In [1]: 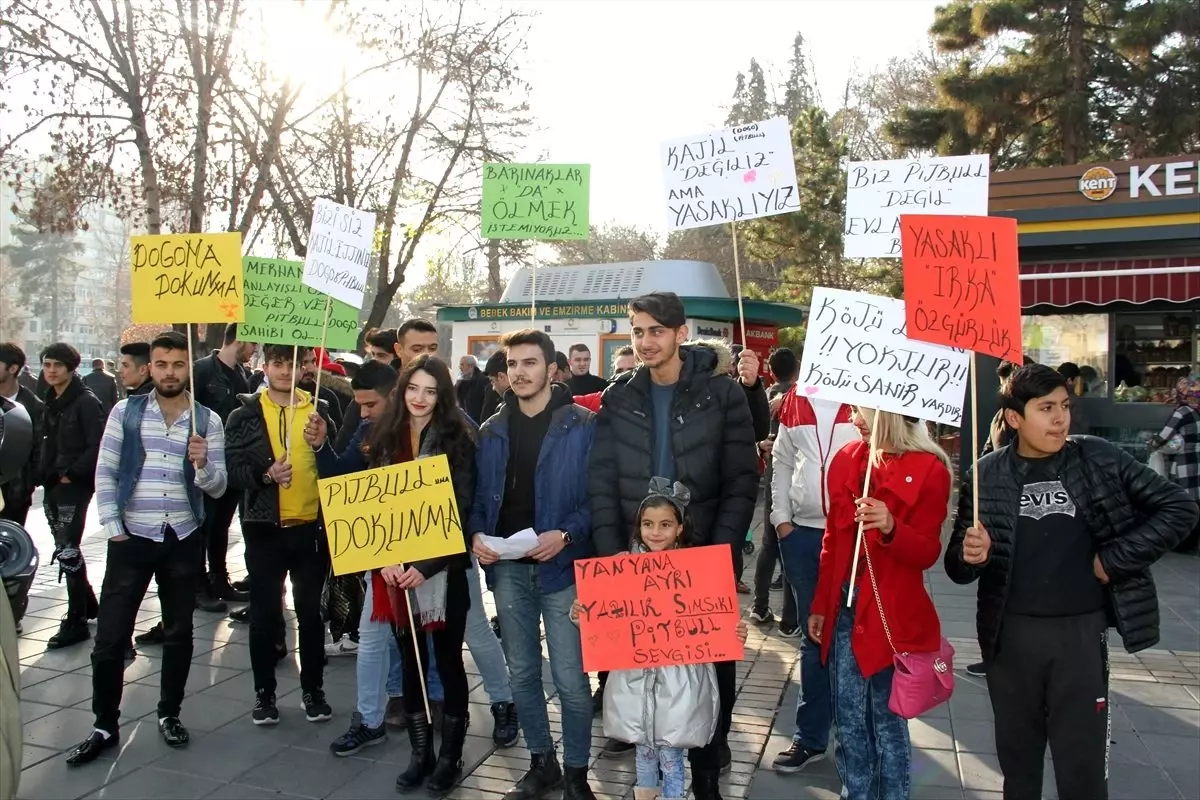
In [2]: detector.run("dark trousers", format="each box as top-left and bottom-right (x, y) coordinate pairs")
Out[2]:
(753, 522), (796, 626)
(395, 568), (469, 718)
(44, 483), (96, 619)
(91, 527), (201, 733)
(243, 521), (328, 695)
(987, 611), (1110, 800)
(201, 491), (239, 579)
(688, 659), (736, 769)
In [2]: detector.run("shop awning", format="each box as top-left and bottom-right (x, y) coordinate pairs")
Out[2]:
(1020, 258), (1200, 309)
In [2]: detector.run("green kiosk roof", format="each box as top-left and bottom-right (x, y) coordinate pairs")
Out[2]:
(437, 297), (805, 326)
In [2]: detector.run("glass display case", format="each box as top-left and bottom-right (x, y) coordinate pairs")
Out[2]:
(1113, 311), (1198, 404)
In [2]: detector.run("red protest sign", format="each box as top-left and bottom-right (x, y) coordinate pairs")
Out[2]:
(573, 545), (743, 673)
(901, 214), (1022, 362)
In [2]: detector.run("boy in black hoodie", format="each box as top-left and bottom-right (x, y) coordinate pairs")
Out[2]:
(39, 342), (107, 649)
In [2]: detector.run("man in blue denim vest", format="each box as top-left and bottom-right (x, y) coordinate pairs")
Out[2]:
(65, 331), (227, 765)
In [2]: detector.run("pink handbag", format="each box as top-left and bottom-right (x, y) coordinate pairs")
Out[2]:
(863, 538), (955, 719)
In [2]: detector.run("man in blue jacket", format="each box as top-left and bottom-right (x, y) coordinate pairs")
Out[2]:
(471, 329), (597, 800)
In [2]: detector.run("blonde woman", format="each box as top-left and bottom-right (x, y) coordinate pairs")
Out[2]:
(809, 409), (951, 800)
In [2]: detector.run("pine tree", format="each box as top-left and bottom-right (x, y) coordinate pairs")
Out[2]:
(778, 33), (816, 122)
(2, 185), (83, 342)
(885, 0), (1199, 167)
(726, 59), (772, 126)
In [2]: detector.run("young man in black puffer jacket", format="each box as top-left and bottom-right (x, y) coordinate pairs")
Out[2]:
(588, 292), (763, 800)
(946, 364), (1198, 800)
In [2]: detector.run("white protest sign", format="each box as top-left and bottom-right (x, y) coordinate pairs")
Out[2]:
(797, 287), (970, 426)
(661, 116), (800, 232)
(302, 199), (376, 308)
(843, 154), (990, 259)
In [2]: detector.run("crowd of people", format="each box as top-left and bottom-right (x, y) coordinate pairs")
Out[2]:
(0, 289), (1196, 800)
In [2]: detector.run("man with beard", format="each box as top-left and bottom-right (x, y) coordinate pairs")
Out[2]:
(38, 342), (107, 649)
(190, 323), (257, 610)
(588, 293), (760, 799)
(297, 348), (346, 431)
(0, 342), (43, 527)
(364, 328), (399, 366)
(65, 331), (228, 764)
(456, 355), (488, 423)
(117, 342), (154, 397)
(472, 329), (597, 800)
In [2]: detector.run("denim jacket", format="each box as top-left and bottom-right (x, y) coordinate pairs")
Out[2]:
(470, 385), (595, 594)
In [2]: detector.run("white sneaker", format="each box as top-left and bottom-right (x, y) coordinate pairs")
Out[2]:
(325, 637), (359, 656)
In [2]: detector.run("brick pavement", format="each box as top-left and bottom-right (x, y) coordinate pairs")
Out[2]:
(12, 497), (1200, 799)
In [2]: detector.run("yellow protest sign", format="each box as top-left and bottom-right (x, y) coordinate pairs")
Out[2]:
(130, 232), (245, 323)
(318, 455), (466, 576)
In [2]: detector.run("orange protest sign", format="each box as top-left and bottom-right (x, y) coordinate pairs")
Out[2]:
(573, 545), (743, 673)
(900, 214), (1022, 362)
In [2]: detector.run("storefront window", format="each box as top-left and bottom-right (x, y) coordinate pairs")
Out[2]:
(1114, 311), (1198, 403)
(1022, 314), (1110, 397)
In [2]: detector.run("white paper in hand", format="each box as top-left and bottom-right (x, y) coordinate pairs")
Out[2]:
(480, 528), (539, 560)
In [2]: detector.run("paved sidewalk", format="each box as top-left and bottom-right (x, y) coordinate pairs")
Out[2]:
(13, 496), (1200, 800)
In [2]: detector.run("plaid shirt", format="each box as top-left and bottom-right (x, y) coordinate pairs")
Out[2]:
(1159, 405), (1200, 501)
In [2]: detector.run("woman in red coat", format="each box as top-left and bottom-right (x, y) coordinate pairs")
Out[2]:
(808, 408), (951, 800)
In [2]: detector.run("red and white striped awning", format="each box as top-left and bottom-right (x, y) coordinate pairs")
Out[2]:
(1019, 258), (1200, 309)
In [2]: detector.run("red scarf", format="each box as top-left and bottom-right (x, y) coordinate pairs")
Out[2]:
(368, 424), (444, 631)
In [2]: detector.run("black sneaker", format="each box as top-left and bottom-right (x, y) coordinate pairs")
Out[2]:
(194, 590), (228, 613)
(229, 606), (251, 623)
(770, 574), (784, 590)
(720, 742), (732, 774)
(965, 661), (987, 678)
(749, 607), (775, 624)
(591, 685), (604, 716)
(772, 742), (826, 774)
(735, 580), (751, 594)
(491, 615), (502, 640)
(46, 616), (90, 650)
(491, 702), (519, 748)
(302, 690), (332, 722)
(778, 623), (801, 639)
(134, 622), (165, 646)
(252, 691), (279, 726)
(329, 712), (386, 756)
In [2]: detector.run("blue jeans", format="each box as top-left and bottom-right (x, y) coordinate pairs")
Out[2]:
(357, 575), (442, 728)
(778, 524), (831, 751)
(464, 556), (512, 704)
(830, 587), (910, 800)
(637, 744), (686, 798)
(492, 562), (592, 768)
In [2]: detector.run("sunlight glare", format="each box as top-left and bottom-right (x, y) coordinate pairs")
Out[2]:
(251, 0), (356, 98)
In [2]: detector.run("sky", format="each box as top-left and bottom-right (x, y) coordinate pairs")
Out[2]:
(517, 0), (942, 232)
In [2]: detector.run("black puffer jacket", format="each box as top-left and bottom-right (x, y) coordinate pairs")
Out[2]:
(589, 340), (760, 557)
(946, 436), (1199, 660)
(225, 392), (338, 524)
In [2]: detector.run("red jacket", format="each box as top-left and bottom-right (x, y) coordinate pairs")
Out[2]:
(574, 392), (601, 413)
(812, 440), (950, 678)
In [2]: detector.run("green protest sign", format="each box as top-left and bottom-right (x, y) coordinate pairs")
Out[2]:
(482, 163), (590, 241)
(240, 256), (359, 349)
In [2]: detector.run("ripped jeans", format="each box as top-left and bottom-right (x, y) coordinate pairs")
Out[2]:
(636, 743), (685, 799)
(45, 483), (96, 620)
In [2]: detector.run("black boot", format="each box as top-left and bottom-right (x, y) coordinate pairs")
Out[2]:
(690, 768), (723, 800)
(562, 765), (597, 800)
(503, 751), (563, 800)
(46, 615), (90, 650)
(426, 713), (468, 795)
(395, 711), (436, 792)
